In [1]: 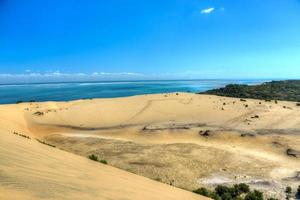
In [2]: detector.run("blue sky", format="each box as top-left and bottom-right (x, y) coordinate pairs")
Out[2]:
(0, 0), (300, 83)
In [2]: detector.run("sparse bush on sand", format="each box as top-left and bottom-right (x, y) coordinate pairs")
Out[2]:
(100, 159), (108, 164)
(193, 183), (281, 200)
(88, 154), (108, 164)
(88, 154), (98, 161)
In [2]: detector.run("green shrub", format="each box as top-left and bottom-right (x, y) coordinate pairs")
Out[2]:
(88, 154), (98, 161)
(285, 186), (292, 194)
(245, 190), (263, 200)
(193, 187), (209, 196)
(100, 159), (108, 164)
(193, 183), (276, 200)
(221, 192), (233, 200)
(234, 183), (250, 194)
(285, 186), (292, 200)
(193, 188), (221, 200)
(202, 80), (300, 102)
(209, 192), (221, 200)
(215, 185), (241, 198)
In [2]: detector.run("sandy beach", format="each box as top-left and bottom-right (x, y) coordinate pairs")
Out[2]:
(1, 92), (300, 199)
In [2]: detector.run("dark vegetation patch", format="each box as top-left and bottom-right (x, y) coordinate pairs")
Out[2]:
(13, 131), (30, 139)
(202, 80), (300, 102)
(129, 161), (166, 168)
(88, 154), (108, 164)
(142, 123), (206, 131)
(88, 154), (98, 161)
(34, 111), (44, 116)
(286, 148), (300, 158)
(193, 183), (257, 200)
(35, 138), (56, 147)
(199, 130), (211, 137)
(240, 133), (255, 137)
(16, 100), (36, 104)
(100, 159), (108, 164)
(193, 183), (289, 200)
(282, 106), (292, 110)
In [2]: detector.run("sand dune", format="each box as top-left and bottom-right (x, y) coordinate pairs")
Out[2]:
(0, 117), (207, 199)
(1, 92), (300, 199)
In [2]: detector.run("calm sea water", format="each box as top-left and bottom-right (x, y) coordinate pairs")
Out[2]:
(0, 80), (268, 104)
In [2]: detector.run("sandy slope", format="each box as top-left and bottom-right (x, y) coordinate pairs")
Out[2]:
(1, 92), (300, 199)
(0, 115), (206, 200)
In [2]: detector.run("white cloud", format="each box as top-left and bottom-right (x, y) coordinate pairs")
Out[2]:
(91, 72), (143, 76)
(201, 7), (215, 14)
(0, 71), (143, 79)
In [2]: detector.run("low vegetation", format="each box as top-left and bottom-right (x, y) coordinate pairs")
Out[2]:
(13, 131), (30, 139)
(35, 138), (56, 147)
(202, 80), (300, 102)
(16, 100), (36, 104)
(193, 184), (300, 200)
(100, 159), (108, 164)
(88, 154), (108, 164)
(89, 154), (98, 161)
(193, 183), (279, 200)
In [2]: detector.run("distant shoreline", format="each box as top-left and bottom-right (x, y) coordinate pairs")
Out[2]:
(0, 79), (268, 104)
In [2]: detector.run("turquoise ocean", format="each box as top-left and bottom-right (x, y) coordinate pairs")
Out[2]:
(0, 79), (268, 104)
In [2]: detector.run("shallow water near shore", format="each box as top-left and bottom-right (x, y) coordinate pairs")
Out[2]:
(0, 79), (267, 104)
